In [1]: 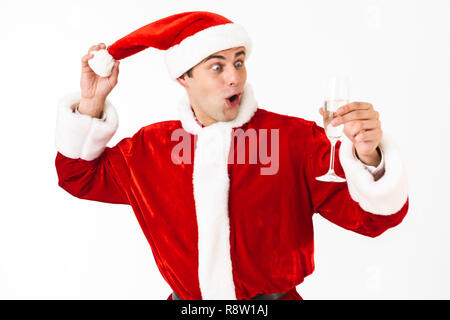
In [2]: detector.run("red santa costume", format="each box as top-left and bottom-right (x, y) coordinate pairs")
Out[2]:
(54, 12), (409, 300)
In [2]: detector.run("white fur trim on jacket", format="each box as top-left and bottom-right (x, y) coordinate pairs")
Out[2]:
(165, 23), (252, 80)
(55, 93), (119, 161)
(339, 134), (408, 216)
(178, 83), (258, 299)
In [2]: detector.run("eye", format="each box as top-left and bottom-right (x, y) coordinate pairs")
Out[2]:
(235, 60), (243, 68)
(211, 64), (222, 71)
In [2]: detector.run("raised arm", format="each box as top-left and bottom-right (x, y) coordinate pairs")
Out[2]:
(306, 122), (409, 237)
(78, 43), (120, 119)
(55, 43), (130, 204)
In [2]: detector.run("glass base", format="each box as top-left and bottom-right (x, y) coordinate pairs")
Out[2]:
(315, 171), (346, 183)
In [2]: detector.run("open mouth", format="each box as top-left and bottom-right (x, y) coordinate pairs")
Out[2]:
(225, 93), (241, 107)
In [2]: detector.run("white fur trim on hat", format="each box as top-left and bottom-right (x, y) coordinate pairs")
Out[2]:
(339, 134), (408, 215)
(165, 23), (252, 80)
(55, 93), (119, 160)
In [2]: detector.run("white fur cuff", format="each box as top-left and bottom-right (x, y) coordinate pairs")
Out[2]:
(339, 134), (408, 215)
(55, 92), (119, 161)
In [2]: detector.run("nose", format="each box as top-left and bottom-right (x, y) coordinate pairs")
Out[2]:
(223, 66), (241, 87)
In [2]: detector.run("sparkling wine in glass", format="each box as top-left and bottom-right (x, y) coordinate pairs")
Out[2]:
(316, 76), (349, 182)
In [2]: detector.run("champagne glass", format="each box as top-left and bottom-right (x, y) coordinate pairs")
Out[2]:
(315, 75), (349, 182)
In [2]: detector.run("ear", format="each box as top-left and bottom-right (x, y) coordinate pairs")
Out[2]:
(177, 75), (188, 89)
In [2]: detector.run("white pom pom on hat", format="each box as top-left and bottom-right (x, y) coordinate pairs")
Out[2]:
(88, 50), (116, 77)
(87, 11), (252, 80)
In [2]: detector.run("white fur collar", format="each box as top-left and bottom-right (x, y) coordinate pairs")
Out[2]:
(176, 83), (257, 299)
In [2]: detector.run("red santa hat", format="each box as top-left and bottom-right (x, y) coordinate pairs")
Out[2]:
(88, 11), (252, 80)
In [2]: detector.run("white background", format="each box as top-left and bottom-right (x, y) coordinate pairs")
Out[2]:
(0, 0), (448, 299)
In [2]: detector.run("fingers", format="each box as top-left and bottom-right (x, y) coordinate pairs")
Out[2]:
(354, 127), (382, 142)
(88, 43), (106, 55)
(335, 102), (382, 145)
(336, 101), (373, 116)
(345, 119), (381, 137)
(81, 43), (107, 69)
(332, 108), (379, 126)
(335, 102), (383, 158)
(81, 53), (93, 69)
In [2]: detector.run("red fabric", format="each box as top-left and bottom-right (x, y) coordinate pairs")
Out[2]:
(55, 108), (408, 300)
(279, 287), (302, 300)
(107, 11), (232, 60)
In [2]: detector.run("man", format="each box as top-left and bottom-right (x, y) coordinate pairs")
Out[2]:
(55, 11), (409, 300)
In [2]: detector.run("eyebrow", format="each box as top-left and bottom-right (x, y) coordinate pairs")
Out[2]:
(202, 50), (246, 63)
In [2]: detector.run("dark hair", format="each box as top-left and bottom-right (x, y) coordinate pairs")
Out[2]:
(186, 67), (193, 78)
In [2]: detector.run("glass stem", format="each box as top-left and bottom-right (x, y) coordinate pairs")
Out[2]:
(328, 139), (337, 174)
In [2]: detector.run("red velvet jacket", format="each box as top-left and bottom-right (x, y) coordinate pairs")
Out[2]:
(54, 85), (409, 300)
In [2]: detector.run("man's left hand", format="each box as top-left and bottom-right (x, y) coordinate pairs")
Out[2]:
(320, 102), (382, 166)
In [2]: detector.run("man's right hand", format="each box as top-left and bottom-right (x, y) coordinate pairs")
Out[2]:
(79, 43), (120, 118)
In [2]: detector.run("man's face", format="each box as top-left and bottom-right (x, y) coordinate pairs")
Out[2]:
(177, 46), (247, 126)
